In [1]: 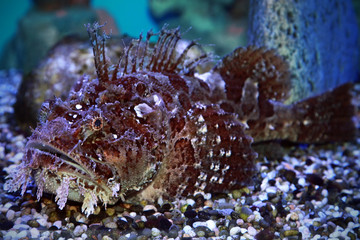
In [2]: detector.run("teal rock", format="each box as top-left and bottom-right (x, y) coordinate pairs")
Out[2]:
(248, 0), (359, 103)
(0, 2), (119, 74)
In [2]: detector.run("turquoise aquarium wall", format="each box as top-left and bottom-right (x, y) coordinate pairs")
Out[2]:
(0, 0), (158, 61)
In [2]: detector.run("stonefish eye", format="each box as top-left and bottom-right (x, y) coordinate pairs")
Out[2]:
(91, 117), (103, 131)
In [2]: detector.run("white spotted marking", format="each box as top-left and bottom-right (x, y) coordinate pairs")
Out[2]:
(222, 165), (230, 174)
(210, 162), (214, 170)
(207, 149), (213, 158)
(199, 182), (207, 190)
(198, 115), (205, 123)
(303, 119), (311, 126)
(134, 103), (153, 118)
(219, 148), (225, 157)
(210, 176), (218, 183)
(113, 134), (118, 139)
(218, 177), (224, 184)
(226, 150), (232, 157)
(216, 135), (221, 144)
(75, 104), (83, 110)
(200, 136), (206, 145)
(241, 120), (249, 129)
(198, 125), (207, 134)
(198, 172), (207, 181)
(153, 95), (163, 106)
(210, 162), (220, 171)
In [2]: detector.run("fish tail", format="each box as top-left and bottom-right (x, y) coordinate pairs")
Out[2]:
(293, 83), (356, 143)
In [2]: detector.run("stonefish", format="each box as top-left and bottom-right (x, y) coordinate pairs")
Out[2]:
(6, 23), (355, 216)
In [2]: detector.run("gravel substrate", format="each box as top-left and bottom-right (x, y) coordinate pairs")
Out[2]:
(0, 70), (359, 239)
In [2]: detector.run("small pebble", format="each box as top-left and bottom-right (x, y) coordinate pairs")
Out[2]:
(248, 226), (257, 236)
(30, 227), (40, 238)
(6, 209), (15, 221)
(16, 230), (27, 239)
(106, 207), (115, 216)
(53, 220), (62, 229)
(73, 225), (87, 237)
(284, 229), (300, 237)
(102, 236), (113, 240)
(151, 227), (161, 237)
(230, 226), (242, 236)
(105, 221), (118, 229)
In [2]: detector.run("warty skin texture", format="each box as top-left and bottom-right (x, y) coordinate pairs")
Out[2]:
(5, 23), (355, 216)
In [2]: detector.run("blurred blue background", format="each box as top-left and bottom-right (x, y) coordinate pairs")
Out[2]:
(0, 0), (158, 54)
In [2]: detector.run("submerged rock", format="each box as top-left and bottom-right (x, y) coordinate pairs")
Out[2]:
(248, 0), (359, 103)
(14, 36), (130, 131)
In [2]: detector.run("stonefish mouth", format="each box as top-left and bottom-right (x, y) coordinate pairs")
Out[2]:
(11, 141), (122, 216)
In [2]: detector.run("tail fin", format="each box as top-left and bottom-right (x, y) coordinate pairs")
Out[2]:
(293, 83), (356, 143)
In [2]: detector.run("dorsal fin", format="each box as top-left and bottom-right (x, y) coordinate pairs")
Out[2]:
(213, 46), (291, 103)
(113, 25), (209, 77)
(86, 23), (110, 83)
(87, 23), (209, 81)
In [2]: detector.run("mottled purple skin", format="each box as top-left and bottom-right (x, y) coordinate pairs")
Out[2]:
(5, 24), (355, 216)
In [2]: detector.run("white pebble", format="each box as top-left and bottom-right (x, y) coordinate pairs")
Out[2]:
(37, 218), (49, 227)
(229, 226), (242, 236)
(102, 236), (113, 240)
(143, 205), (157, 212)
(21, 215), (33, 222)
(13, 224), (29, 230)
(53, 220), (62, 229)
(266, 186), (277, 194)
(312, 234), (322, 240)
(298, 177), (306, 187)
(73, 225), (85, 237)
(16, 230), (27, 239)
(248, 226), (257, 236)
(247, 214), (255, 222)
(6, 209), (15, 220)
(4, 230), (17, 239)
(206, 220), (216, 231)
(42, 231), (50, 238)
(183, 225), (196, 237)
(152, 227), (161, 237)
(258, 192), (268, 201)
(186, 198), (196, 206)
(236, 219), (244, 225)
(30, 228), (40, 238)
(321, 189), (328, 197)
(277, 181), (290, 192)
(204, 193), (212, 200)
(193, 221), (207, 228)
(14, 217), (22, 225)
(3, 202), (13, 210)
(350, 209), (359, 217)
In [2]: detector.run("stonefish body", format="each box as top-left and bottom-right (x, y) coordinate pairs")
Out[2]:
(6, 24), (355, 216)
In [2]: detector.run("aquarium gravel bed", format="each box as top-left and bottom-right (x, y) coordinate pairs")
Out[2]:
(0, 72), (359, 240)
